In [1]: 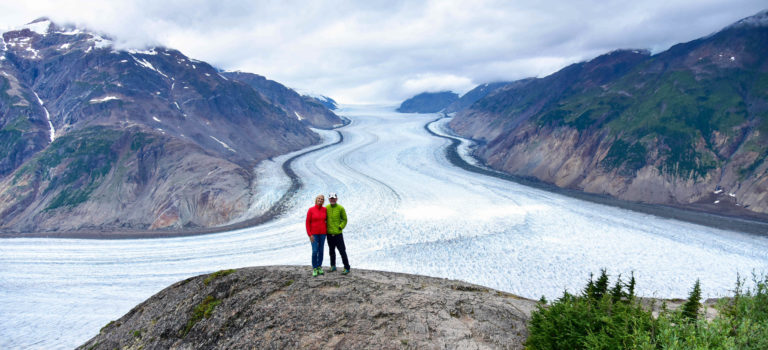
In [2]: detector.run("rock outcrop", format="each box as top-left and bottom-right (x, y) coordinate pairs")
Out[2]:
(449, 10), (768, 219)
(79, 266), (535, 349)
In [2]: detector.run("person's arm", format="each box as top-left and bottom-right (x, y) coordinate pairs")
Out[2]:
(339, 206), (347, 231)
(306, 209), (312, 237)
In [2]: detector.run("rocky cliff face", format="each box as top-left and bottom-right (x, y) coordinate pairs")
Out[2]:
(0, 19), (337, 233)
(397, 91), (459, 113)
(449, 10), (768, 218)
(78, 266), (535, 349)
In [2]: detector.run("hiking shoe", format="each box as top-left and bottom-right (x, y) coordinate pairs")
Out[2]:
(330, 266), (337, 272)
(312, 268), (318, 277)
(318, 268), (325, 275)
(342, 269), (349, 275)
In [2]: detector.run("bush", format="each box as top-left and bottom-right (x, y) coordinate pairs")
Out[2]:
(526, 270), (654, 349)
(526, 271), (768, 350)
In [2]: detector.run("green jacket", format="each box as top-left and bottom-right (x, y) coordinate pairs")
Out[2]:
(325, 203), (347, 235)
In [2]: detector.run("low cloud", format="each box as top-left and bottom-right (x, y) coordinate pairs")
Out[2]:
(2, 0), (766, 104)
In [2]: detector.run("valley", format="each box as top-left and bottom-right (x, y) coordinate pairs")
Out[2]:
(1, 105), (767, 349)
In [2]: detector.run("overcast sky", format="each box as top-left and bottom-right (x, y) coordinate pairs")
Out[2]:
(1, 1), (766, 104)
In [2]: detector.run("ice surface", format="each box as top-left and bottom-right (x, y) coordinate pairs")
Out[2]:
(1, 105), (767, 349)
(152, 116), (161, 123)
(295, 111), (304, 120)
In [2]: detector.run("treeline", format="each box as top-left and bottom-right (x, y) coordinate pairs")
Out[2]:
(526, 270), (768, 349)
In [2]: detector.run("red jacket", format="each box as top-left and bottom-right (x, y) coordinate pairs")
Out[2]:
(306, 205), (327, 236)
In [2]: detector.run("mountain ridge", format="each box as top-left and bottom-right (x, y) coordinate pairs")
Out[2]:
(448, 10), (768, 219)
(0, 19), (340, 234)
(397, 90), (459, 113)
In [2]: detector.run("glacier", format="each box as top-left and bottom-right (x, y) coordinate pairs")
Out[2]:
(1, 105), (767, 349)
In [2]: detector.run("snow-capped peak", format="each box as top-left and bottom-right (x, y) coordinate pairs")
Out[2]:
(20, 18), (52, 36)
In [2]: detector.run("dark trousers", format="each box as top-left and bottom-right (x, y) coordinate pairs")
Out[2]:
(327, 234), (350, 270)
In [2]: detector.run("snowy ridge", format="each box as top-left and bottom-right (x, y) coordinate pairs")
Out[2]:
(32, 91), (55, 142)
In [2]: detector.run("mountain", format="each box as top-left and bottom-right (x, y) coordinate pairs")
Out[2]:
(77, 266), (534, 349)
(304, 94), (338, 110)
(397, 91), (459, 113)
(443, 81), (514, 114)
(449, 10), (768, 218)
(0, 18), (338, 233)
(221, 71), (342, 128)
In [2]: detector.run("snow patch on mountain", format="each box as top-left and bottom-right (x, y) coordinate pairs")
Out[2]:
(91, 34), (113, 49)
(128, 48), (158, 55)
(210, 136), (236, 153)
(131, 55), (169, 79)
(89, 95), (120, 103)
(20, 19), (51, 35)
(32, 91), (55, 142)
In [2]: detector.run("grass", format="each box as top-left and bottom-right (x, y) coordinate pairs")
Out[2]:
(203, 269), (235, 286)
(181, 295), (222, 337)
(600, 139), (647, 176)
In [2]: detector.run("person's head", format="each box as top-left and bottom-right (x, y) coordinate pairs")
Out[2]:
(328, 193), (338, 204)
(315, 194), (325, 206)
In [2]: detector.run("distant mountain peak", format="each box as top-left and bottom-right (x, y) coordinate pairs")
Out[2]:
(727, 9), (768, 29)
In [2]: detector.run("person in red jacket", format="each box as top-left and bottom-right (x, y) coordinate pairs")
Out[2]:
(306, 194), (328, 277)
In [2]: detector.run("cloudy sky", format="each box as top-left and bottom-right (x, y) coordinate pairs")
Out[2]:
(1, 1), (766, 104)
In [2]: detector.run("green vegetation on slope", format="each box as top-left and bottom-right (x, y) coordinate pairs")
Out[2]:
(526, 271), (768, 349)
(11, 126), (156, 210)
(535, 66), (768, 179)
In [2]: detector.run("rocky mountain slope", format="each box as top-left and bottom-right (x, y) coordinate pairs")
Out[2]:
(0, 19), (340, 233)
(221, 71), (343, 128)
(449, 10), (768, 219)
(78, 266), (535, 349)
(397, 91), (459, 113)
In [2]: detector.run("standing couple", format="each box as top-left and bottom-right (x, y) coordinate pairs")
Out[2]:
(305, 193), (351, 277)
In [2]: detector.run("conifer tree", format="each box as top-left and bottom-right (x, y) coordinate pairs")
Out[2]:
(594, 269), (610, 300)
(611, 274), (624, 303)
(627, 272), (636, 300)
(682, 279), (702, 321)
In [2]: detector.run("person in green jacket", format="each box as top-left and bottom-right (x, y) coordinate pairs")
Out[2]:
(325, 193), (350, 274)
